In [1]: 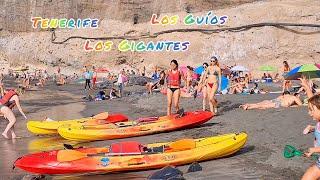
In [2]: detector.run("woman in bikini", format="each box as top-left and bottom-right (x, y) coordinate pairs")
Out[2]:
(203, 56), (221, 114)
(282, 61), (291, 93)
(166, 60), (185, 116)
(239, 91), (302, 110)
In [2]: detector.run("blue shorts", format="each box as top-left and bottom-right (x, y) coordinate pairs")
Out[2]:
(118, 83), (124, 92)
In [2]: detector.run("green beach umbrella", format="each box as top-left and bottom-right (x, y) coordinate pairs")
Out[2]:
(259, 65), (277, 72)
(284, 64), (320, 80)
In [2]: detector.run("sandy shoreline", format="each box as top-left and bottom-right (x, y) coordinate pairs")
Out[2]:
(0, 80), (315, 179)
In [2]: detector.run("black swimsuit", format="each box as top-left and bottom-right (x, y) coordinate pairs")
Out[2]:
(169, 88), (179, 93)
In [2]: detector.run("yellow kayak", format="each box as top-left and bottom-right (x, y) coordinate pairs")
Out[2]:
(27, 113), (128, 135)
(28, 137), (79, 153)
(15, 132), (247, 175)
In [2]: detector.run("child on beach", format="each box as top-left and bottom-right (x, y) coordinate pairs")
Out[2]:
(300, 76), (320, 180)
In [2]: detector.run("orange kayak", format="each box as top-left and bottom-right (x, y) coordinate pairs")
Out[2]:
(58, 111), (213, 141)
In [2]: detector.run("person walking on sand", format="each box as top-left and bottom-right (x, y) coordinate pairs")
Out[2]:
(203, 56), (221, 114)
(194, 62), (209, 105)
(84, 68), (92, 90)
(185, 66), (194, 93)
(282, 61), (291, 93)
(92, 66), (98, 89)
(166, 59), (185, 115)
(0, 85), (27, 139)
(117, 70), (125, 98)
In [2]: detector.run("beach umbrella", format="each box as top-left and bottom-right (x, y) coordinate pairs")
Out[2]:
(96, 68), (109, 73)
(259, 65), (277, 72)
(179, 66), (188, 75)
(180, 66), (198, 80)
(230, 65), (248, 72)
(13, 67), (29, 72)
(194, 66), (205, 75)
(284, 64), (320, 80)
(220, 76), (229, 91)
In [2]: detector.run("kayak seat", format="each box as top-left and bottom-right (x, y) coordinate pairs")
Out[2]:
(144, 145), (165, 153)
(110, 141), (144, 154)
(106, 114), (128, 123)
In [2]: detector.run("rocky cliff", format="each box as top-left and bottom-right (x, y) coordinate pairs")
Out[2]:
(0, 0), (319, 76)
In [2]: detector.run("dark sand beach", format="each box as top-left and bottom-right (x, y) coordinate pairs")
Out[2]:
(0, 79), (314, 180)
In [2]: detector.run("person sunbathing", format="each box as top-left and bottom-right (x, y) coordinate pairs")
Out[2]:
(273, 73), (280, 83)
(146, 71), (165, 94)
(56, 75), (66, 86)
(239, 91), (302, 110)
(229, 78), (245, 94)
(110, 88), (120, 99)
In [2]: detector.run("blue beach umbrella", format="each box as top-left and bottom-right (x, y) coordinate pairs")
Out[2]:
(220, 76), (229, 91)
(194, 66), (205, 75)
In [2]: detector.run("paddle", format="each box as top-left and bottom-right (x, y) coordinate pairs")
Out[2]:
(57, 148), (111, 162)
(283, 145), (319, 160)
(57, 138), (197, 162)
(57, 149), (145, 162)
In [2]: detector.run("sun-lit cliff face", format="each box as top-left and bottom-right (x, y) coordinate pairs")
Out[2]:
(0, 0), (319, 76)
(0, 0), (258, 32)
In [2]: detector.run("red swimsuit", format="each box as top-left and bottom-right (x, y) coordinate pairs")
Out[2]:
(167, 70), (181, 93)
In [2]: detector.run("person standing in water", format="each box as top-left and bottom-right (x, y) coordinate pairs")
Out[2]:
(166, 59), (185, 115)
(203, 56), (221, 114)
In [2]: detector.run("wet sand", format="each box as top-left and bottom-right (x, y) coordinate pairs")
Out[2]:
(0, 80), (315, 180)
